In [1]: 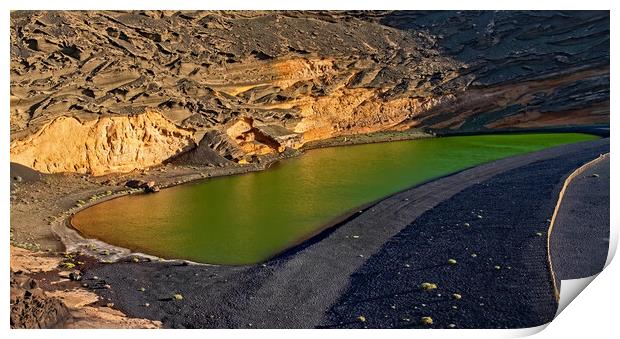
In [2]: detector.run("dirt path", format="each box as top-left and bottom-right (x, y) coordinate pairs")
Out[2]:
(550, 154), (610, 281)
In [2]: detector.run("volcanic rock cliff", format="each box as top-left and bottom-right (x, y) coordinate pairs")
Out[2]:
(10, 10), (610, 175)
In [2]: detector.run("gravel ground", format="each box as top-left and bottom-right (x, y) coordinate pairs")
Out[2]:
(550, 156), (610, 280)
(83, 138), (609, 328)
(322, 141), (608, 329)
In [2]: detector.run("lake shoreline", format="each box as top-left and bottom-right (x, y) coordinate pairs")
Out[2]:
(8, 127), (606, 328)
(68, 131), (596, 265)
(9, 127), (438, 328)
(53, 128), (436, 263)
(81, 138), (609, 328)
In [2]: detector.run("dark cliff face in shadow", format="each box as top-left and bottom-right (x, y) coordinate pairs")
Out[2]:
(380, 11), (609, 84)
(378, 10), (609, 131)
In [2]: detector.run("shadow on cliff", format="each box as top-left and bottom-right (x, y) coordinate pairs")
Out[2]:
(379, 10), (610, 131)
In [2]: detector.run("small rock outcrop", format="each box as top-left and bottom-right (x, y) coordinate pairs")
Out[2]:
(10, 272), (70, 329)
(125, 179), (160, 193)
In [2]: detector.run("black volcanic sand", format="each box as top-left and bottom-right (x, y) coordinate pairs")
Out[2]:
(83, 139), (609, 328)
(322, 142), (608, 329)
(550, 156), (610, 280)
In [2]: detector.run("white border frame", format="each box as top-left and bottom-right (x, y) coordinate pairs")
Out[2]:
(2, 1), (616, 338)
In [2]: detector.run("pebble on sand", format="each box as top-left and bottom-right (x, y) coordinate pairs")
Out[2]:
(421, 282), (438, 290)
(420, 316), (433, 325)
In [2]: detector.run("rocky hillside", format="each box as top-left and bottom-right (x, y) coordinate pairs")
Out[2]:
(10, 11), (609, 175)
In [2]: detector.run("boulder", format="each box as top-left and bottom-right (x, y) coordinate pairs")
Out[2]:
(125, 179), (147, 189)
(125, 179), (160, 193)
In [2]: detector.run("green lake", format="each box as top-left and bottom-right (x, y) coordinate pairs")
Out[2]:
(71, 133), (597, 265)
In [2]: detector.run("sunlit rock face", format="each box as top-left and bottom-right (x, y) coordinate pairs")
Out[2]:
(10, 11), (609, 174)
(10, 111), (195, 175)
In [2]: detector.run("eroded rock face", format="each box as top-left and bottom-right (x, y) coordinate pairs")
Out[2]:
(10, 272), (70, 329)
(10, 111), (195, 175)
(10, 11), (609, 174)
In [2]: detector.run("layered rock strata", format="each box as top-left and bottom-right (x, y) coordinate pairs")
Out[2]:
(10, 11), (609, 175)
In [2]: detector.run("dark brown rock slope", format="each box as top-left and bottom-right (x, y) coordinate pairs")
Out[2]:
(10, 11), (609, 175)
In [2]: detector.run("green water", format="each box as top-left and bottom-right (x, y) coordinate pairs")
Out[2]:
(71, 133), (597, 265)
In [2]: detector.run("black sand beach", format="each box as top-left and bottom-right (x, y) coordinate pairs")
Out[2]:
(322, 142), (608, 329)
(80, 138), (609, 328)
